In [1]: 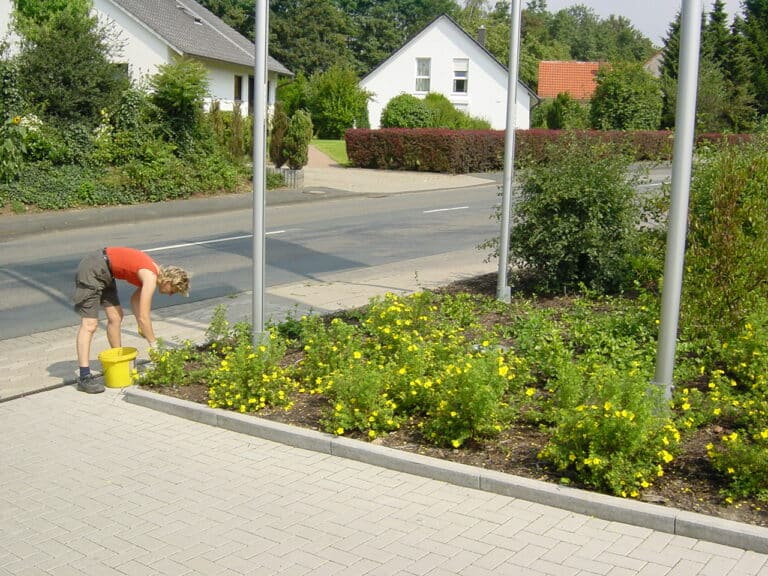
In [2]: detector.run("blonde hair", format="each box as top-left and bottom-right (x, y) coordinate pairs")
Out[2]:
(158, 265), (190, 297)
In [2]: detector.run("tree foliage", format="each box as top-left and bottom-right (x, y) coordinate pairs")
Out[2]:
(660, 2), (758, 131)
(305, 64), (371, 138)
(14, 5), (128, 126)
(741, 0), (768, 115)
(590, 63), (662, 130)
(268, 0), (354, 76)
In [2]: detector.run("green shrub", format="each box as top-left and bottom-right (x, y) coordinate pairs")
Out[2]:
(269, 101), (289, 168)
(422, 92), (490, 130)
(305, 64), (371, 138)
(320, 360), (402, 439)
(540, 354), (680, 497)
(138, 340), (203, 388)
(540, 93), (590, 129)
(149, 57), (210, 150)
(0, 116), (26, 183)
(207, 333), (298, 413)
(708, 432), (768, 502)
(15, 7), (129, 126)
(421, 349), (516, 448)
(683, 138), (768, 347)
(504, 136), (641, 294)
(283, 109), (313, 170)
(0, 52), (21, 122)
(380, 94), (433, 128)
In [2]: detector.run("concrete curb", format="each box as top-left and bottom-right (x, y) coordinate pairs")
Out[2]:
(123, 386), (768, 554)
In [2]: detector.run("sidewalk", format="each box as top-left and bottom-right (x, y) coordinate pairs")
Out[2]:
(2, 151), (768, 575)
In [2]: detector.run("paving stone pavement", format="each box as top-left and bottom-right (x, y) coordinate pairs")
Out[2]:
(4, 386), (768, 576)
(3, 152), (768, 574)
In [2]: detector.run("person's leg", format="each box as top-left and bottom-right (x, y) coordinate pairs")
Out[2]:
(76, 317), (99, 369)
(75, 315), (104, 393)
(72, 252), (111, 393)
(104, 304), (124, 348)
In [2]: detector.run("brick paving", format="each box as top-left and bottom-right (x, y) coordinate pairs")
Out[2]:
(4, 386), (768, 576)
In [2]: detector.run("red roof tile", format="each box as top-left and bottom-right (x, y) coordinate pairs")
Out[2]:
(537, 61), (606, 100)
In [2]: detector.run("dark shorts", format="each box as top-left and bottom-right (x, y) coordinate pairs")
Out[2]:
(72, 251), (120, 318)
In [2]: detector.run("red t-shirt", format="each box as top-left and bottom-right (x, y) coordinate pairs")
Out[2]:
(104, 247), (158, 287)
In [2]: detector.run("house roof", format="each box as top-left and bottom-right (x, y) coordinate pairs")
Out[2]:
(362, 13), (539, 102)
(108, 0), (292, 75)
(537, 61), (604, 100)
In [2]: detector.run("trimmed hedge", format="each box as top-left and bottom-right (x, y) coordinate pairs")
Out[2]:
(344, 128), (754, 173)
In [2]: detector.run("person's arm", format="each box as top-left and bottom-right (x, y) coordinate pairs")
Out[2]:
(131, 268), (158, 345)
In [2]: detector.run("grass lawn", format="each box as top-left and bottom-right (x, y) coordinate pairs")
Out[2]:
(311, 139), (349, 165)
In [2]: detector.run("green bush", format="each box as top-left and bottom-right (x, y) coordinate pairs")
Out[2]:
(505, 137), (641, 294)
(590, 63), (662, 131)
(269, 101), (289, 168)
(0, 52), (21, 121)
(305, 64), (371, 138)
(283, 109), (313, 170)
(422, 92), (490, 130)
(380, 94), (433, 128)
(538, 93), (590, 129)
(683, 138), (768, 347)
(149, 57), (210, 150)
(540, 358), (680, 497)
(0, 116), (26, 183)
(207, 334), (297, 413)
(15, 7), (128, 126)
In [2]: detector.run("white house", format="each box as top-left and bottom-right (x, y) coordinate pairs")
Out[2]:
(0, 0), (293, 113)
(360, 14), (537, 130)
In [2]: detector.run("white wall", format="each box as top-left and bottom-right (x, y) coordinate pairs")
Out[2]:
(0, 0), (18, 54)
(93, 0), (277, 111)
(94, 0), (171, 87)
(361, 16), (531, 130)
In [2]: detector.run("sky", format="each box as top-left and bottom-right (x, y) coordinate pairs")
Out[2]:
(544, 0), (743, 45)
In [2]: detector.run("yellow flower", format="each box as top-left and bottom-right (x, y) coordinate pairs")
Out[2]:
(451, 439), (462, 448)
(335, 427), (345, 435)
(12, 116), (21, 124)
(353, 351), (362, 359)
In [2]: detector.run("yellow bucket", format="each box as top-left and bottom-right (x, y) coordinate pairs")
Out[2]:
(98, 347), (138, 388)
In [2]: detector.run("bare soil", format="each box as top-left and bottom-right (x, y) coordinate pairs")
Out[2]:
(144, 272), (768, 529)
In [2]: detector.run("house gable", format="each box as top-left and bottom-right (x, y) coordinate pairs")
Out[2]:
(91, 0), (292, 112)
(360, 14), (535, 130)
(537, 61), (604, 100)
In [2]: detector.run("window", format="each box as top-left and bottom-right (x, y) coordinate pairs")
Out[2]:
(415, 58), (431, 92)
(234, 75), (243, 102)
(453, 59), (468, 93)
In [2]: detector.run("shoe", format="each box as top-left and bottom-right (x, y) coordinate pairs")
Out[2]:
(77, 374), (105, 394)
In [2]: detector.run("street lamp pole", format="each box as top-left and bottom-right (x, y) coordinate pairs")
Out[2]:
(653, 0), (703, 399)
(251, 0), (268, 345)
(496, 0), (522, 303)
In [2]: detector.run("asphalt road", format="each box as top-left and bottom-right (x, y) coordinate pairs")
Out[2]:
(0, 184), (502, 339)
